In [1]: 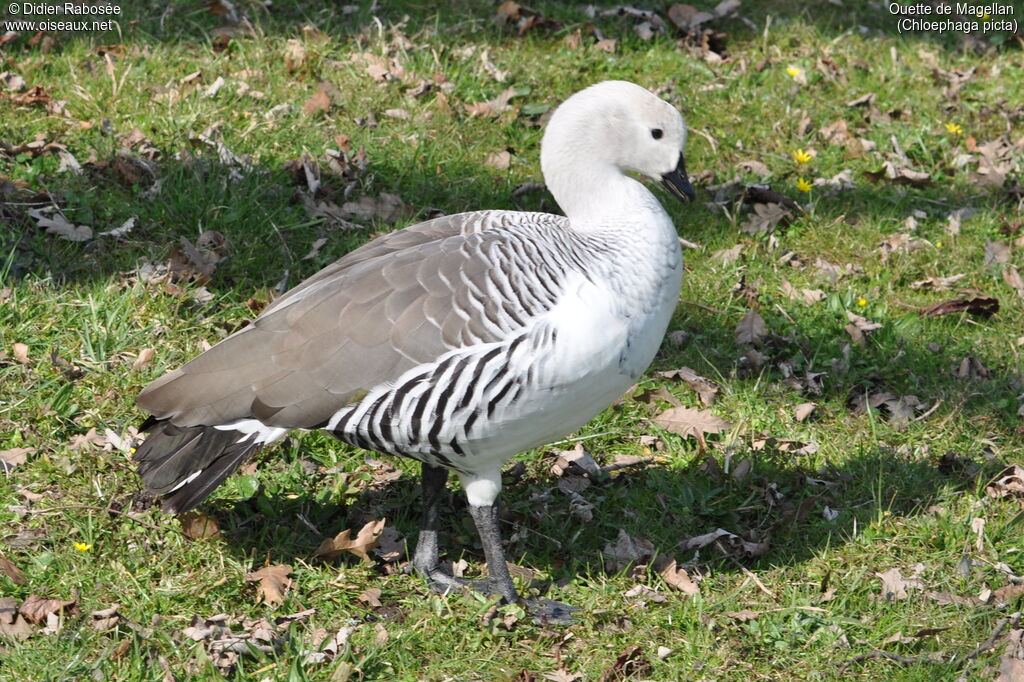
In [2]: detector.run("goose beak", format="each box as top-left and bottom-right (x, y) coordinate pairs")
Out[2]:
(661, 153), (696, 203)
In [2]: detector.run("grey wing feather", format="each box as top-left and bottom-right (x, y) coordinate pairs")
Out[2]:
(137, 210), (563, 429)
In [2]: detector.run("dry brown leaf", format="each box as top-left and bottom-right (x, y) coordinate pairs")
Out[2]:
(0, 554), (26, 585)
(668, 3), (715, 31)
(714, 244), (744, 264)
(18, 594), (76, 624)
(654, 557), (700, 595)
(920, 297), (999, 318)
(1004, 266), (1024, 295)
(780, 280), (826, 304)
(794, 402), (817, 422)
(89, 603), (121, 631)
(284, 39), (306, 72)
(864, 161), (932, 188)
(656, 367), (720, 405)
(28, 207), (92, 242)
(179, 511), (221, 539)
(549, 442), (601, 477)
(12, 342), (29, 364)
(735, 309), (767, 346)
(372, 526), (405, 563)
(132, 348), (155, 371)
(302, 85), (331, 116)
(987, 465), (1024, 499)
(985, 240), (1011, 268)
(909, 274), (966, 290)
(484, 150), (512, 170)
(357, 587), (382, 608)
(652, 406), (733, 439)
(740, 202), (791, 234)
(681, 528), (770, 558)
(736, 159), (770, 176)
(0, 447), (33, 472)
(875, 566), (924, 601)
(0, 597), (33, 640)
(315, 518), (386, 562)
(543, 667), (582, 682)
(463, 87), (518, 118)
(245, 564), (293, 605)
(845, 92), (876, 107)
(594, 38), (618, 53)
(726, 609), (761, 621)
(598, 646), (651, 682)
(601, 529), (653, 573)
(999, 629), (1024, 682)
(340, 193), (408, 223)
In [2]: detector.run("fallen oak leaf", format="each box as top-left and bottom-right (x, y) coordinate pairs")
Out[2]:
(0, 447), (33, 472)
(735, 309), (767, 345)
(27, 207), (92, 242)
(18, 594), (76, 624)
(357, 587), (382, 608)
(875, 566), (924, 601)
(315, 518), (386, 562)
(651, 406), (733, 440)
(245, 564), (293, 605)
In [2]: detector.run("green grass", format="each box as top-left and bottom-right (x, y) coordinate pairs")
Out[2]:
(2, 1), (1024, 679)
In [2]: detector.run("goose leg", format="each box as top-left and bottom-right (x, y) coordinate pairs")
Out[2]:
(412, 463), (464, 593)
(467, 501), (578, 625)
(466, 502), (518, 602)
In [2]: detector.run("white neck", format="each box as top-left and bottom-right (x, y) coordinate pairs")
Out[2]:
(542, 151), (666, 229)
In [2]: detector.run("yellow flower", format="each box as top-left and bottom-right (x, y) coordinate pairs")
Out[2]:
(945, 122), (963, 135)
(74, 542), (93, 552)
(857, 298), (868, 307)
(936, 240), (943, 248)
(795, 177), (813, 192)
(786, 66), (803, 78)
(792, 148), (812, 164)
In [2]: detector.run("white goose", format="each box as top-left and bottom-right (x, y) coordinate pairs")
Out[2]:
(133, 80), (695, 622)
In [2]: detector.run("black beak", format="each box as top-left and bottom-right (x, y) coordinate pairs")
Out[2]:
(661, 153), (696, 203)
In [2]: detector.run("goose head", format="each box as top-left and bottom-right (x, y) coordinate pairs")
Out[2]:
(540, 80), (696, 215)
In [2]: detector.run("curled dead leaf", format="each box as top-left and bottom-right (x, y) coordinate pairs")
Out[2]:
(656, 367), (720, 405)
(315, 518), (386, 562)
(654, 556), (700, 595)
(179, 511), (221, 539)
(920, 297), (998, 318)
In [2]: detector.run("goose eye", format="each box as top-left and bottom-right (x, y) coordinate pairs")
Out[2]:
(651, 128), (663, 140)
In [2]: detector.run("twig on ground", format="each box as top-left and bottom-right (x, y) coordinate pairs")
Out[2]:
(729, 556), (777, 600)
(838, 649), (934, 673)
(962, 612), (1020, 662)
(29, 504), (166, 532)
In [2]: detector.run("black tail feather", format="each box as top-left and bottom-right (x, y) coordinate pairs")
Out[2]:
(133, 419), (261, 514)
